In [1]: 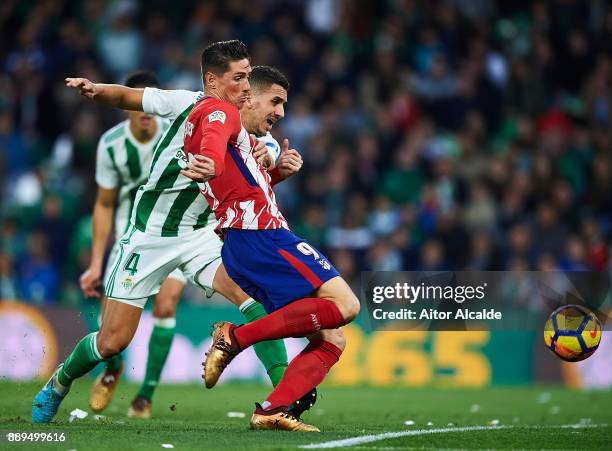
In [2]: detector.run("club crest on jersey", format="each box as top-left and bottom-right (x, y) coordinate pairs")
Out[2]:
(208, 110), (226, 124)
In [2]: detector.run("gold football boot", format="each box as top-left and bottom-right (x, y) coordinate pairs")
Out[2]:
(202, 322), (240, 388)
(250, 403), (320, 432)
(89, 362), (123, 412)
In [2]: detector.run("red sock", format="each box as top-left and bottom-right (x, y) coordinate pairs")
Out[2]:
(233, 298), (345, 349)
(265, 340), (342, 410)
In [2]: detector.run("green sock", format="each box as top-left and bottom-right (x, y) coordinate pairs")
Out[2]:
(105, 352), (123, 373)
(57, 332), (104, 387)
(241, 299), (288, 387)
(136, 317), (176, 400)
(266, 363), (287, 387)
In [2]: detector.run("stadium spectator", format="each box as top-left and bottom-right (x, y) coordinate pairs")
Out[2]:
(18, 231), (59, 304)
(0, 252), (20, 300)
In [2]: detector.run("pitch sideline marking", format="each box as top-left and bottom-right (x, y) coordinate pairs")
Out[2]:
(300, 423), (607, 449)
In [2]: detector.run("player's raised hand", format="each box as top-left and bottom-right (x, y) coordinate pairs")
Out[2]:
(181, 154), (216, 182)
(252, 137), (275, 169)
(80, 265), (102, 298)
(65, 77), (99, 99)
(278, 138), (303, 178)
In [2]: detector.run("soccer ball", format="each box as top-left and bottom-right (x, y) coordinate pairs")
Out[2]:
(544, 305), (601, 362)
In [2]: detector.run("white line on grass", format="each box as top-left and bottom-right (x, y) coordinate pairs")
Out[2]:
(300, 423), (607, 449)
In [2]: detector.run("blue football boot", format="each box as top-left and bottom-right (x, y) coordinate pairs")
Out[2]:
(32, 368), (68, 423)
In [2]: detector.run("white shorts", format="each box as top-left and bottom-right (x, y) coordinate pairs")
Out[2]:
(104, 224), (223, 308)
(104, 241), (187, 287)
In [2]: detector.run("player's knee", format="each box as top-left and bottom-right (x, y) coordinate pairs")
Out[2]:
(152, 299), (177, 318)
(339, 293), (360, 323)
(321, 329), (346, 352)
(318, 277), (360, 323)
(96, 334), (128, 359)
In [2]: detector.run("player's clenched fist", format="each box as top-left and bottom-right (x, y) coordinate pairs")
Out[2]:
(65, 77), (99, 99)
(277, 138), (303, 178)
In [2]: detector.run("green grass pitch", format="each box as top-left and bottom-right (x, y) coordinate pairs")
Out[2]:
(0, 380), (610, 450)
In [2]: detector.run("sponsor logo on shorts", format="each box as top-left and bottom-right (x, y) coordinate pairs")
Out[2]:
(121, 277), (134, 290)
(318, 259), (331, 270)
(208, 110), (226, 124)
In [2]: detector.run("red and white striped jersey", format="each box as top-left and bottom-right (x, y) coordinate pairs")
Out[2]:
(184, 96), (289, 232)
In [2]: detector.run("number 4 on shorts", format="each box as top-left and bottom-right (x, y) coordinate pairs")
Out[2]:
(124, 253), (140, 276)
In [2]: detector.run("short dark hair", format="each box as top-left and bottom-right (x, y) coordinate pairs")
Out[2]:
(201, 40), (250, 79)
(250, 66), (290, 93)
(125, 71), (160, 88)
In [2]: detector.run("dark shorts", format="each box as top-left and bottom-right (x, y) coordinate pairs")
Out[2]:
(222, 228), (340, 313)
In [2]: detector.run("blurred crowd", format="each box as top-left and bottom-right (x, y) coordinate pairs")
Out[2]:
(1, 0), (612, 306)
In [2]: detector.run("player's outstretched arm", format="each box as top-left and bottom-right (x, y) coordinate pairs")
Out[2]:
(65, 77), (144, 111)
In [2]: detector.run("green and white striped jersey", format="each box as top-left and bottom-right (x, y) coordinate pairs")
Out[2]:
(130, 87), (215, 237)
(95, 117), (168, 241)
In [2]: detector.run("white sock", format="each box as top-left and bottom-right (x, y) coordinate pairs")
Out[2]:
(260, 401), (271, 410)
(153, 316), (176, 328)
(238, 297), (257, 313)
(52, 372), (69, 395)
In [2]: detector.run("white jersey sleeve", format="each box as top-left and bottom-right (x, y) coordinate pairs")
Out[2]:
(142, 87), (201, 120)
(259, 133), (282, 164)
(95, 136), (120, 189)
